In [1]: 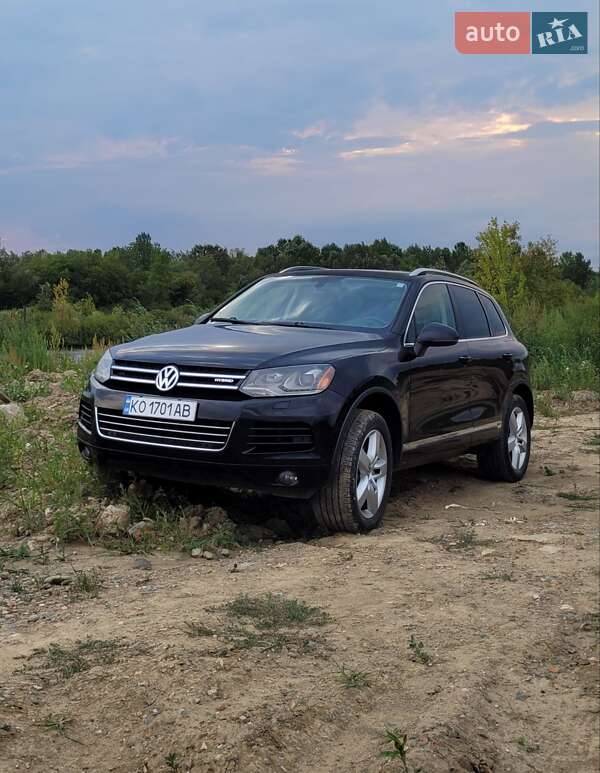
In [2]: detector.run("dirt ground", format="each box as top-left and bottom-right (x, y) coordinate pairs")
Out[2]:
(1, 410), (599, 773)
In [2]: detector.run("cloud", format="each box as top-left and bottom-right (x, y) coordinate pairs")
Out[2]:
(339, 99), (598, 160)
(339, 142), (414, 159)
(245, 148), (302, 175)
(43, 137), (177, 170)
(293, 121), (328, 140)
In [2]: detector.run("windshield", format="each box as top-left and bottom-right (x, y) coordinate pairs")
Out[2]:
(212, 275), (409, 330)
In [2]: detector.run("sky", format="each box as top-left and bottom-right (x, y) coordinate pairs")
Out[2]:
(1, 0), (598, 261)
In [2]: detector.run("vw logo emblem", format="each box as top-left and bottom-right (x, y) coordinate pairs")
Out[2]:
(156, 365), (180, 392)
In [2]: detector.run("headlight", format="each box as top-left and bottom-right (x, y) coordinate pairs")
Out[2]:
(94, 350), (113, 384)
(240, 364), (335, 397)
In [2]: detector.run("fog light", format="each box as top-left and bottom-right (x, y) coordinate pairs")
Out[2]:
(79, 443), (92, 462)
(278, 470), (298, 486)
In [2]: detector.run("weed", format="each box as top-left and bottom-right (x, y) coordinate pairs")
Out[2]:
(481, 571), (513, 582)
(425, 528), (493, 552)
(409, 635), (432, 665)
(557, 491), (596, 502)
(9, 579), (24, 594)
(41, 713), (83, 744)
(225, 593), (330, 629)
(183, 621), (215, 638)
(0, 544), (31, 560)
(69, 569), (102, 600)
(381, 728), (422, 772)
(31, 639), (121, 680)
(516, 736), (540, 754)
(165, 752), (181, 771)
(542, 466), (556, 476)
(337, 663), (370, 689)
(535, 392), (557, 418)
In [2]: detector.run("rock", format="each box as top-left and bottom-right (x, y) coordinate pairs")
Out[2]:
(513, 533), (562, 544)
(191, 548), (203, 558)
(560, 603), (575, 612)
(480, 549), (495, 557)
(127, 519), (156, 541)
(96, 504), (130, 536)
(133, 557), (152, 571)
(44, 575), (72, 586)
(572, 389), (599, 403)
(202, 550), (215, 560)
(219, 548), (231, 558)
(26, 369), (47, 382)
(0, 403), (25, 423)
(263, 517), (294, 540)
(203, 506), (229, 527)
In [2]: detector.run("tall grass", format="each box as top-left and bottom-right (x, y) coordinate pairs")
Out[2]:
(0, 316), (57, 371)
(511, 296), (599, 396)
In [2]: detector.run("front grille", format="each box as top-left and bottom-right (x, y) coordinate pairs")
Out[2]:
(95, 407), (233, 452)
(107, 360), (248, 400)
(245, 422), (315, 454)
(78, 400), (93, 433)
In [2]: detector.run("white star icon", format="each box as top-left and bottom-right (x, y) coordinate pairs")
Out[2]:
(549, 17), (568, 29)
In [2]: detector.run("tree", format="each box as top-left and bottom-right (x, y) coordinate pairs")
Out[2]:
(559, 251), (593, 289)
(473, 218), (525, 313)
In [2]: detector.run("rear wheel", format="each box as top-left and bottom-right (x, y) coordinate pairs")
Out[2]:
(477, 394), (531, 482)
(312, 409), (392, 533)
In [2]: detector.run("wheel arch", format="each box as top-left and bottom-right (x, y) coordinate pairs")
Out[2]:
(512, 382), (534, 426)
(334, 383), (402, 468)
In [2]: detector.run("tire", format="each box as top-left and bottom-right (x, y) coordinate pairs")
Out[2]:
(312, 409), (393, 533)
(477, 394), (531, 482)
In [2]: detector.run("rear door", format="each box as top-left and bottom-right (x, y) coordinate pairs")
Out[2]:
(448, 284), (512, 442)
(404, 282), (475, 460)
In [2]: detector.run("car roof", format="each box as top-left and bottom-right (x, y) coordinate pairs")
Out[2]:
(277, 266), (480, 288)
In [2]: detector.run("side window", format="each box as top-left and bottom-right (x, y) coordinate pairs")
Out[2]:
(478, 294), (507, 337)
(406, 283), (456, 343)
(450, 285), (490, 339)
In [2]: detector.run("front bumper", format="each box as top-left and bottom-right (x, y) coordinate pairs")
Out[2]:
(77, 376), (344, 497)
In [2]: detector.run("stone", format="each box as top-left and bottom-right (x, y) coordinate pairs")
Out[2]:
(219, 548), (231, 558)
(26, 369), (47, 382)
(560, 603), (575, 612)
(0, 403), (25, 423)
(191, 548), (203, 558)
(44, 575), (72, 586)
(133, 557), (152, 571)
(96, 504), (130, 536)
(513, 533), (562, 544)
(202, 551), (215, 560)
(572, 389), (599, 403)
(203, 506), (229, 527)
(127, 519), (156, 541)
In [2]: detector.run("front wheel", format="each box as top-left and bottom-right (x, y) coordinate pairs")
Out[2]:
(312, 409), (392, 533)
(477, 394), (531, 482)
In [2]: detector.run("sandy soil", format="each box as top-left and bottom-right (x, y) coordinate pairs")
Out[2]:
(1, 411), (598, 773)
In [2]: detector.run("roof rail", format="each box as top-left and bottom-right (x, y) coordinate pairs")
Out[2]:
(409, 267), (479, 287)
(278, 265), (326, 274)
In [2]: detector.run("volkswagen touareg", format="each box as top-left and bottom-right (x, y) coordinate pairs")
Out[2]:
(77, 267), (533, 532)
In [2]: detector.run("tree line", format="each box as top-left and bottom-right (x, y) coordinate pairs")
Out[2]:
(0, 224), (596, 313)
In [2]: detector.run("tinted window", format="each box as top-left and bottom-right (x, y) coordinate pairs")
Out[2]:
(214, 275), (409, 329)
(478, 294), (506, 337)
(450, 285), (490, 339)
(406, 283), (456, 343)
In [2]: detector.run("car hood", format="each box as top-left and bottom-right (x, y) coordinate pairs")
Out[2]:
(111, 322), (386, 370)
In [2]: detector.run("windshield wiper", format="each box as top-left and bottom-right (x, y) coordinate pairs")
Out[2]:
(210, 316), (252, 324)
(255, 320), (331, 329)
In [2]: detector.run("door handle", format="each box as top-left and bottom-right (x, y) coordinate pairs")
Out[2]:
(502, 353), (514, 361)
(459, 355), (472, 364)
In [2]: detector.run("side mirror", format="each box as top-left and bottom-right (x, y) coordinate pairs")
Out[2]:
(195, 312), (211, 324)
(414, 322), (459, 357)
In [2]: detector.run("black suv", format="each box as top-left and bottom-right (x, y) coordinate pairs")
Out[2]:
(78, 267), (533, 533)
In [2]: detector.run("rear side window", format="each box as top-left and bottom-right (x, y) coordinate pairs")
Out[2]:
(449, 285), (490, 339)
(478, 294), (506, 337)
(406, 283), (456, 343)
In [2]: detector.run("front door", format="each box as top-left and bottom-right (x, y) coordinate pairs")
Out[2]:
(404, 282), (474, 461)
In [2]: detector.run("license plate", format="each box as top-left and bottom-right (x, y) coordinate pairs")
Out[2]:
(123, 395), (197, 422)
